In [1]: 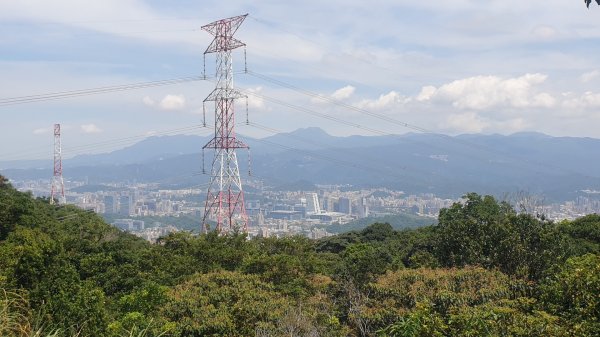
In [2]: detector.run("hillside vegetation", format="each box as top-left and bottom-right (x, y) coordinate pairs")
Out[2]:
(1, 175), (599, 336)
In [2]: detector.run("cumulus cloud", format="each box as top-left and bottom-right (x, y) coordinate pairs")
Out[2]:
(159, 94), (186, 110)
(417, 73), (556, 110)
(80, 124), (102, 134)
(580, 70), (600, 83)
(143, 94), (186, 111)
(445, 112), (489, 134)
(416, 86), (437, 101)
(356, 91), (409, 110)
(331, 85), (356, 100)
(562, 91), (600, 110)
(311, 85), (356, 104)
(246, 87), (266, 109)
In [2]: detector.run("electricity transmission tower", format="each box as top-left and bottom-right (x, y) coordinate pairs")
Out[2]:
(201, 14), (250, 233)
(50, 123), (66, 205)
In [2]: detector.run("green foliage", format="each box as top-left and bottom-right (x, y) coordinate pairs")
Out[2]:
(541, 253), (600, 336)
(118, 282), (168, 316)
(436, 193), (514, 267)
(435, 193), (566, 280)
(376, 301), (447, 337)
(160, 271), (292, 336)
(243, 250), (312, 296)
(0, 178), (38, 241)
(446, 298), (568, 337)
(30, 263), (109, 336)
(374, 273), (567, 337)
(361, 222), (395, 242)
(559, 214), (600, 255)
(342, 243), (392, 284)
(1, 175), (599, 336)
(371, 267), (516, 315)
(194, 230), (253, 271)
(378, 298), (568, 337)
(317, 222), (439, 271)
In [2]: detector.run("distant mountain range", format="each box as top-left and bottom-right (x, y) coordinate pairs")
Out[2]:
(2, 128), (600, 201)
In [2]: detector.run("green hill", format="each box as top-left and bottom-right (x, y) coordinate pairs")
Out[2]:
(1, 175), (599, 336)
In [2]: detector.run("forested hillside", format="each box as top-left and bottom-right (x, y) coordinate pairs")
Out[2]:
(1, 175), (599, 336)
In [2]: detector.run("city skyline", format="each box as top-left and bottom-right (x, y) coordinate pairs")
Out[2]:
(1, 1), (600, 160)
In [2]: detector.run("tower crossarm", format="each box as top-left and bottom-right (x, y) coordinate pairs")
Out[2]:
(204, 37), (245, 54)
(203, 88), (246, 102)
(203, 137), (249, 150)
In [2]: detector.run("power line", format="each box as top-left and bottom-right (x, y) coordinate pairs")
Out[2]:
(0, 76), (205, 107)
(12, 17), (203, 26)
(63, 126), (211, 156)
(0, 70), (250, 107)
(0, 125), (211, 162)
(247, 70), (428, 133)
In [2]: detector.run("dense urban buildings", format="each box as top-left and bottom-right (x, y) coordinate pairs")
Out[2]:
(11, 177), (600, 242)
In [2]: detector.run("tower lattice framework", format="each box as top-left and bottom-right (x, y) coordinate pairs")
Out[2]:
(201, 14), (249, 233)
(50, 123), (66, 205)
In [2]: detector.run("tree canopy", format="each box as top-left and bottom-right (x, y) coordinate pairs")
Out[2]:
(1, 174), (599, 336)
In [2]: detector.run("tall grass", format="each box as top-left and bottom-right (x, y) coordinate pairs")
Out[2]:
(0, 288), (65, 337)
(0, 289), (31, 337)
(2, 288), (166, 337)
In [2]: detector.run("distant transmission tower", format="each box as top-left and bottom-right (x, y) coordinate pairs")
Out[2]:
(201, 14), (250, 233)
(50, 123), (66, 205)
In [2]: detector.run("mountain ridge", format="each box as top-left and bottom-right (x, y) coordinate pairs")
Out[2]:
(2, 128), (600, 201)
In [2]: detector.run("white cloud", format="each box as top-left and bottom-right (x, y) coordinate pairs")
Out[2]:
(562, 91), (600, 110)
(531, 93), (556, 108)
(80, 124), (102, 134)
(331, 85), (356, 100)
(357, 91), (409, 110)
(142, 94), (186, 111)
(581, 70), (600, 83)
(445, 112), (489, 134)
(159, 94), (186, 111)
(416, 86), (437, 101)
(418, 73), (555, 110)
(311, 85), (356, 104)
(245, 87), (266, 110)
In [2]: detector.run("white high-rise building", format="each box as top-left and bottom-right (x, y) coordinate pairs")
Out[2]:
(306, 193), (321, 214)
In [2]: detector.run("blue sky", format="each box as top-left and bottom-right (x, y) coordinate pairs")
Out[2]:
(1, 0), (600, 160)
